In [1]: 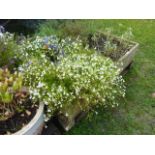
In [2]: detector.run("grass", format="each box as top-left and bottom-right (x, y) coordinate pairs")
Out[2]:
(38, 20), (155, 134)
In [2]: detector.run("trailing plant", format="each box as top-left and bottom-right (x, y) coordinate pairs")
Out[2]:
(0, 68), (29, 121)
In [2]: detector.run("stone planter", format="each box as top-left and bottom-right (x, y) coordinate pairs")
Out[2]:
(58, 103), (82, 131)
(115, 41), (139, 73)
(13, 103), (44, 135)
(58, 34), (139, 131)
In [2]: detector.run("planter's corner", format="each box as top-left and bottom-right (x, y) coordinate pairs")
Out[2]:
(117, 42), (139, 73)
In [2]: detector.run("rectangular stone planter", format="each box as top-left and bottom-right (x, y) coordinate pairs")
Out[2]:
(57, 34), (139, 131)
(115, 41), (139, 73)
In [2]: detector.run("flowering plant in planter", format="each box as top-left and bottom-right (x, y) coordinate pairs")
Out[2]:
(16, 33), (127, 131)
(19, 35), (84, 62)
(19, 56), (58, 121)
(20, 47), (125, 122)
(48, 52), (126, 123)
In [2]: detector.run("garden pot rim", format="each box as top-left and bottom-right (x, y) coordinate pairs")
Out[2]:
(12, 103), (44, 135)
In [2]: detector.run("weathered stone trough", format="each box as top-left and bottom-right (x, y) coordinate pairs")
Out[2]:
(115, 40), (139, 73)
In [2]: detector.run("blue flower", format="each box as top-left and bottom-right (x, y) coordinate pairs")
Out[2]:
(0, 25), (5, 33)
(42, 37), (49, 44)
(49, 44), (58, 51)
(50, 35), (57, 40)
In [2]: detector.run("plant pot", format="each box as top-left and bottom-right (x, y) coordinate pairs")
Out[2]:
(13, 103), (44, 135)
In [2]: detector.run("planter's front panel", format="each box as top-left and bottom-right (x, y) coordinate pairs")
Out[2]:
(58, 103), (82, 131)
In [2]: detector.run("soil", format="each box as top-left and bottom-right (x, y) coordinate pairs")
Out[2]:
(87, 33), (135, 61)
(0, 99), (38, 135)
(42, 117), (63, 135)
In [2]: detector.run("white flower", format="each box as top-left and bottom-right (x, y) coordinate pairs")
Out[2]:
(18, 67), (24, 72)
(47, 109), (51, 112)
(0, 32), (3, 39)
(65, 113), (69, 117)
(33, 89), (39, 96)
(37, 82), (45, 88)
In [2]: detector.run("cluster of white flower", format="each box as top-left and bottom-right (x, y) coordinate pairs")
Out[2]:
(49, 53), (125, 119)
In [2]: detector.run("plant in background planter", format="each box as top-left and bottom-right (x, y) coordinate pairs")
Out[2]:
(87, 30), (139, 73)
(0, 68), (44, 135)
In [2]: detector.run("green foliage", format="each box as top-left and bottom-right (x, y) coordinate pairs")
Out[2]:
(104, 41), (117, 56)
(0, 68), (29, 121)
(20, 56), (56, 109)
(37, 20), (98, 38)
(37, 20), (70, 37)
(0, 32), (21, 70)
(21, 47), (125, 121)
(19, 35), (84, 63)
